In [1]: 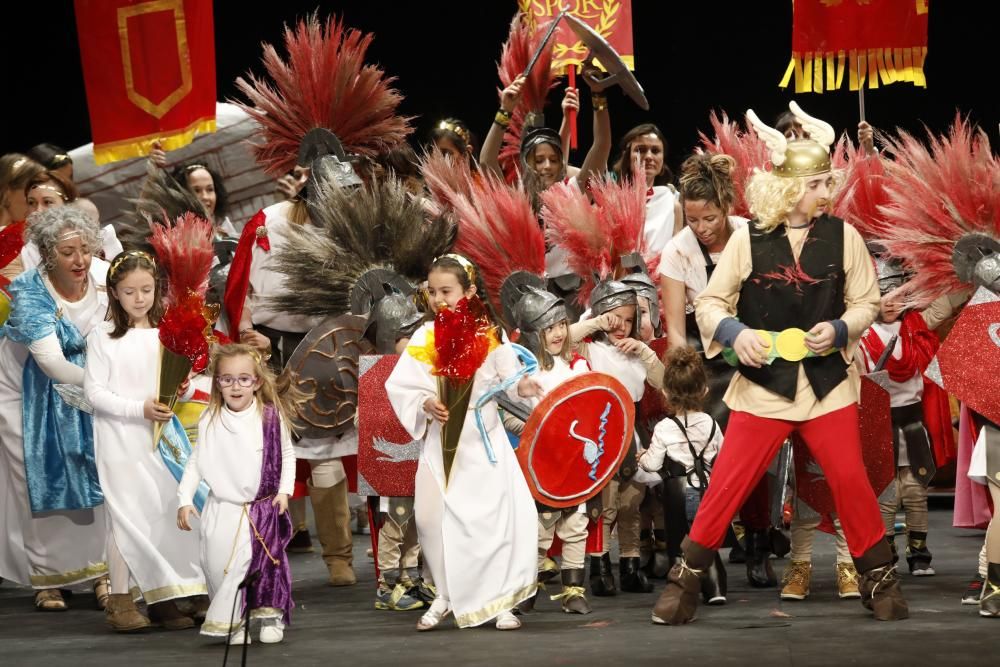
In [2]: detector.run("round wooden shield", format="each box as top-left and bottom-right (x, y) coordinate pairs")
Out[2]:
(517, 372), (635, 508)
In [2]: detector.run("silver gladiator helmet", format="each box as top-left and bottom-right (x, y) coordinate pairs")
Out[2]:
(619, 253), (661, 337)
(589, 278), (639, 339)
(365, 292), (424, 355)
(513, 286), (568, 362)
(868, 242), (910, 296)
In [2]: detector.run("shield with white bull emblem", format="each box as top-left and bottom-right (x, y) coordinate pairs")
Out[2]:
(356, 354), (420, 498)
(517, 372), (635, 509)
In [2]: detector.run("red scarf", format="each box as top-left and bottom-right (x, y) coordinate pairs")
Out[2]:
(222, 209), (268, 340)
(860, 311), (938, 382)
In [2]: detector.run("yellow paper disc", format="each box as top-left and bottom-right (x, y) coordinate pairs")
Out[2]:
(775, 328), (809, 362)
(754, 329), (773, 348)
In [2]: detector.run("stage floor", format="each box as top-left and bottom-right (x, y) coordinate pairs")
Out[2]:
(3, 502), (998, 666)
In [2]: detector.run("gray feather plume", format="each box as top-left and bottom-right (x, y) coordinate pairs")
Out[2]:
(268, 177), (455, 318)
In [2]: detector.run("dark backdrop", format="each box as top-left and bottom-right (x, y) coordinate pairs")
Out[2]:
(2, 1), (994, 175)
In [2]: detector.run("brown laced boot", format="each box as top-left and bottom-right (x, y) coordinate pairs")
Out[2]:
(780, 560), (811, 600)
(105, 594), (151, 633)
(148, 599), (196, 630)
(836, 562), (861, 599)
(855, 540), (908, 621)
(651, 537), (715, 625)
(309, 480), (357, 586)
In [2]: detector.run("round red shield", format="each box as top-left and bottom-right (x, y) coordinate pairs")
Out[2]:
(517, 372), (635, 508)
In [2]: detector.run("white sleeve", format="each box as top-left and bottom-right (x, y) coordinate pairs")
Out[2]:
(706, 418), (724, 462)
(83, 331), (145, 419)
(385, 333), (438, 441)
(177, 438), (202, 508)
(278, 419), (296, 496)
(101, 225), (124, 260)
(28, 334), (85, 386)
(639, 420), (670, 473)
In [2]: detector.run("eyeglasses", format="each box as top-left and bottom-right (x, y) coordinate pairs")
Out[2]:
(216, 374), (257, 388)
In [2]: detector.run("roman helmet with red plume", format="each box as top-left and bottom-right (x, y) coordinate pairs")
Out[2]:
(541, 175), (648, 307)
(234, 12), (413, 178)
(877, 116), (1000, 307)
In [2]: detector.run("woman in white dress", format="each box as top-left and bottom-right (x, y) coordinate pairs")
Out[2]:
(0, 206), (109, 611)
(84, 250), (206, 631)
(611, 124), (684, 258)
(386, 255), (542, 632)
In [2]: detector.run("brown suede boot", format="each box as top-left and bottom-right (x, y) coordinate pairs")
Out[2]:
(854, 540), (909, 621)
(148, 599), (196, 630)
(309, 480), (357, 586)
(651, 537), (716, 625)
(105, 594), (151, 633)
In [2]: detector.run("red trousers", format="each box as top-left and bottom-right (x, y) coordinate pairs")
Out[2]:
(689, 404), (884, 558)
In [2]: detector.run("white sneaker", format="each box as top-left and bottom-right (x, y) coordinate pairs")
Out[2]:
(416, 598), (451, 631)
(228, 628), (250, 645)
(911, 566), (936, 577)
(495, 610), (521, 631)
(259, 624), (284, 644)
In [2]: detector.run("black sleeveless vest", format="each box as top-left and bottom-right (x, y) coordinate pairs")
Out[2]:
(736, 214), (848, 400)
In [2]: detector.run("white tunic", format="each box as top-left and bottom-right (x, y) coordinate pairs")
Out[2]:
(586, 341), (647, 401)
(0, 264), (109, 588)
(643, 186), (680, 258)
(640, 411), (723, 475)
(177, 399), (295, 636)
(386, 323), (537, 627)
(84, 323), (206, 603)
(658, 216), (749, 308)
(247, 201), (323, 334)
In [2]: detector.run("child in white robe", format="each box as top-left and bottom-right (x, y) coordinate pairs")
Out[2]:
(386, 254), (543, 632)
(177, 343), (298, 644)
(84, 250), (206, 632)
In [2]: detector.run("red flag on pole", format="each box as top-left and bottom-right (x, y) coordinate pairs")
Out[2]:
(74, 0), (216, 164)
(779, 0), (929, 93)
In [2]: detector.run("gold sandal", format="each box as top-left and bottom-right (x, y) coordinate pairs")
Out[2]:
(94, 576), (111, 611)
(35, 589), (68, 612)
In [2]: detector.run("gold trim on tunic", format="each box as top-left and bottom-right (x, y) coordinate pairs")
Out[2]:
(30, 561), (109, 588)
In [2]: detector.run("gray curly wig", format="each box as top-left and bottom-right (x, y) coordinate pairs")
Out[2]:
(26, 205), (101, 272)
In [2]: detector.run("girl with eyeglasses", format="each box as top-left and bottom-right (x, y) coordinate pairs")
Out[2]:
(176, 343), (303, 645)
(84, 250), (207, 632)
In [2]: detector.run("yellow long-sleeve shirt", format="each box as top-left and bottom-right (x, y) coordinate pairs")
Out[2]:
(694, 221), (880, 421)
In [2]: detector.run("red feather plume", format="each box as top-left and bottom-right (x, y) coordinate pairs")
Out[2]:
(542, 176), (648, 305)
(446, 173), (546, 305)
(235, 13), (413, 177)
(831, 136), (892, 240)
(496, 14), (557, 183)
(877, 115), (1000, 308)
(698, 111), (770, 219)
(421, 150), (476, 220)
(149, 212), (216, 372)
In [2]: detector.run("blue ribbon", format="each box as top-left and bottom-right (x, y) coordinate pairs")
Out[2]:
(475, 343), (538, 464)
(158, 414), (210, 512)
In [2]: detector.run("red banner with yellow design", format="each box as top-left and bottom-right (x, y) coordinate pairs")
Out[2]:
(780, 0), (929, 93)
(519, 0), (634, 73)
(74, 0), (216, 164)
